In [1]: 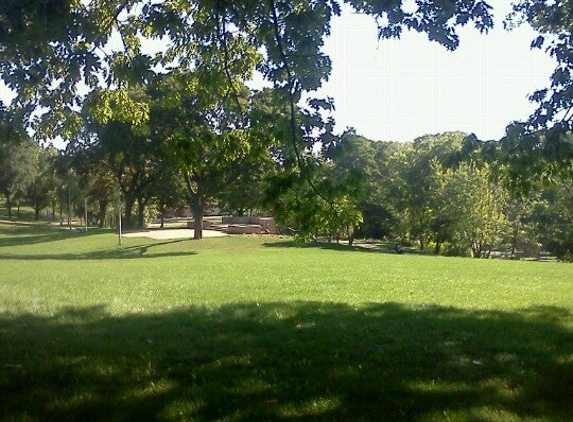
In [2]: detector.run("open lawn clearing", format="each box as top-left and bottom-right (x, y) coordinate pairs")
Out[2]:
(0, 221), (572, 421)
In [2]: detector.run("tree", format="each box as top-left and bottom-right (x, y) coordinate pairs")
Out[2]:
(0, 137), (37, 219)
(328, 129), (409, 240)
(533, 180), (573, 260)
(434, 161), (509, 257)
(216, 150), (275, 217)
(503, 179), (573, 260)
(324, 129), (381, 241)
(52, 153), (85, 227)
(497, 124), (573, 194)
(81, 86), (166, 229)
(25, 145), (59, 221)
(62, 144), (117, 228)
(384, 133), (465, 250)
(1, 0), (502, 241)
(254, 88), (366, 243)
(381, 131), (511, 256)
(0, 105), (30, 218)
(508, 0), (573, 134)
(150, 164), (187, 229)
(151, 71), (260, 239)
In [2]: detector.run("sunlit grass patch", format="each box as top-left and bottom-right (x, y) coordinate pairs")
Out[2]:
(1, 222), (572, 421)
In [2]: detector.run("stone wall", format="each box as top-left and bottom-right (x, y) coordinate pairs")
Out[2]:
(222, 216), (277, 234)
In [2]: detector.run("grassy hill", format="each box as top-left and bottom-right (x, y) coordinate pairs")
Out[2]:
(1, 221), (571, 421)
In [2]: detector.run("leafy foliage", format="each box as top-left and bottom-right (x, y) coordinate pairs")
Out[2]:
(25, 146), (59, 221)
(0, 0), (495, 136)
(498, 123), (573, 194)
(151, 70), (266, 238)
(509, 0), (573, 131)
(0, 137), (38, 219)
(482, 0), (573, 189)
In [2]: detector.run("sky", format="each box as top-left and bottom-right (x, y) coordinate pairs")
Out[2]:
(1, 0), (557, 145)
(317, 0), (556, 142)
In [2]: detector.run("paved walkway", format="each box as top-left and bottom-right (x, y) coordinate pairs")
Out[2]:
(122, 229), (227, 240)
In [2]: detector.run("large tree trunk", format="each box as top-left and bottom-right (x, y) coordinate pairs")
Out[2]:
(137, 197), (145, 228)
(192, 187), (205, 240)
(59, 200), (63, 225)
(4, 193), (13, 219)
(123, 194), (135, 229)
(98, 200), (108, 228)
(470, 242), (483, 258)
(185, 174), (206, 240)
(347, 225), (356, 247)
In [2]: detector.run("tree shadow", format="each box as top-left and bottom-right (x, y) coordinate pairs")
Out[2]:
(263, 240), (418, 256)
(0, 243), (196, 261)
(0, 223), (196, 260)
(1, 302), (571, 421)
(0, 222), (110, 248)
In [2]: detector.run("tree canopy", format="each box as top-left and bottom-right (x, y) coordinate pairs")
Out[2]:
(490, 0), (573, 190)
(4, 1), (570, 187)
(2, 0), (572, 250)
(1, 0), (495, 133)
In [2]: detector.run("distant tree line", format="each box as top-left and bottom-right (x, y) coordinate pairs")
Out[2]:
(2, 112), (571, 259)
(328, 130), (572, 260)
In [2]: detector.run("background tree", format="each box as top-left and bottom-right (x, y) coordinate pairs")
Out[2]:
(52, 156), (84, 228)
(63, 144), (117, 228)
(152, 72), (257, 239)
(25, 145), (59, 221)
(329, 129), (407, 240)
(0, 137), (37, 219)
(324, 129), (390, 242)
(216, 151), (275, 217)
(149, 164), (187, 229)
(436, 161), (509, 257)
(82, 86), (162, 228)
(528, 180), (573, 260)
(383, 133), (465, 250)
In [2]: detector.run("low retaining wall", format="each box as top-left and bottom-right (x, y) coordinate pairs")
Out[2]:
(227, 224), (263, 234)
(222, 216), (277, 234)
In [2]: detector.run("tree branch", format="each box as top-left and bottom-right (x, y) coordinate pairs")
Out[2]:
(267, 0), (335, 209)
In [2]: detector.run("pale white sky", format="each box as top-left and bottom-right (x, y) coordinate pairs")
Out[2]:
(319, 1), (556, 142)
(1, 1), (556, 144)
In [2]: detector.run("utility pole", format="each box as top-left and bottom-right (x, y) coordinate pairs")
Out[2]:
(68, 185), (72, 232)
(117, 187), (122, 245)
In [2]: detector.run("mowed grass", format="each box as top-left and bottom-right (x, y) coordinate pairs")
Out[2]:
(0, 222), (571, 422)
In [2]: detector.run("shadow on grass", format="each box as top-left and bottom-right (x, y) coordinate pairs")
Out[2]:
(263, 240), (421, 256)
(1, 302), (571, 421)
(0, 240), (196, 260)
(0, 222), (110, 248)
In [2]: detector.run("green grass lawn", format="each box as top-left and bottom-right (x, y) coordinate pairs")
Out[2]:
(0, 221), (572, 421)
